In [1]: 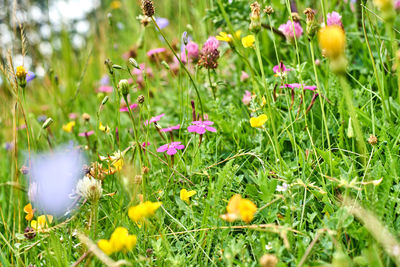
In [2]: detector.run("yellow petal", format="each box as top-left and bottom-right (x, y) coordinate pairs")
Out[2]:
(98, 239), (113, 255)
(31, 220), (38, 230)
(226, 194), (241, 215)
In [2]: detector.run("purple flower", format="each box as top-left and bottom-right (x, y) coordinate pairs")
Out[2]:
(160, 124), (180, 132)
(198, 37), (220, 69)
(327, 11), (343, 27)
(155, 17), (169, 29)
(186, 41), (200, 62)
(97, 85), (113, 93)
(280, 83), (317, 91)
(147, 48), (166, 57)
(119, 104), (138, 112)
(242, 91), (252, 105)
(78, 130), (95, 137)
(142, 142), (150, 148)
(273, 62), (291, 75)
(4, 142), (14, 151)
(144, 113), (165, 126)
(276, 183), (288, 192)
(187, 121), (216, 135)
(278, 20), (303, 40)
(26, 71), (36, 82)
(157, 141), (185, 155)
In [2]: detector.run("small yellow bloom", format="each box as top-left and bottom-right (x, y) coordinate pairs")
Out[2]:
(113, 158), (124, 171)
(31, 215), (53, 231)
(250, 114), (268, 128)
(99, 122), (110, 133)
(16, 66), (27, 79)
(98, 227), (137, 255)
(128, 201), (162, 223)
(220, 194), (257, 223)
(216, 30), (241, 43)
(373, 0), (392, 10)
(238, 199), (257, 223)
(62, 121), (76, 133)
(242, 35), (256, 48)
(318, 26), (346, 59)
(110, 0), (121, 9)
(23, 203), (34, 221)
(180, 189), (196, 204)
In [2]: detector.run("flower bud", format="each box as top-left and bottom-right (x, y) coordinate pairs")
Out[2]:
(161, 60), (170, 70)
(182, 31), (188, 45)
(304, 8), (319, 40)
(42, 117), (54, 129)
(101, 95), (109, 106)
(263, 6), (274, 15)
(82, 113), (91, 122)
(259, 254), (278, 267)
(118, 79), (130, 96)
(137, 95), (145, 104)
(112, 64), (123, 70)
(249, 2), (261, 33)
(16, 66), (27, 88)
(368, 135), (378, 145)
(128, 57), (139, 69)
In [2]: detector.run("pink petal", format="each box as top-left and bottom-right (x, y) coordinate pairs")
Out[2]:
(167, 148), (177, 155)
(157, 144), (169, 152)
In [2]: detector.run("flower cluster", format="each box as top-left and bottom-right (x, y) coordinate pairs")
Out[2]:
(98, 227), (137, 255)
(198, 37), (220, 69)
(220, 194), (257, 223)
(279, 20), (303, 41)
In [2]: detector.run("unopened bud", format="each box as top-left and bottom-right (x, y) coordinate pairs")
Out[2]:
(137, 95), (145, 104)
(368, 135), (378, 145)
(182, 31), (188, 45)
(259, 254), (278, 267)
(112, 64), (123, 70)
(129, 57), (139, 69)
(142, 166), (149, 174)
(101, 96), (109, 106)
(42, 117), (53, 129)
(118, 79), (130, 96)
(82, 113), (91, 122)
(263, 6), (274, 15)
(161, 60), (170, 70)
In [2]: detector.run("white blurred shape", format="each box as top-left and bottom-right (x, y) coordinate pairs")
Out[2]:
(29, 147), (85, 217)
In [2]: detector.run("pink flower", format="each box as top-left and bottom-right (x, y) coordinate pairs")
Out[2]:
(187, 41), (199, 61)
(327, 11), (343, 27)
(120, 104), (138, 112)
(203, 37), (219, 50)
(144, 113), (165, 126)
(147, 48), (166, 57)
(278, 20), (303, 40)
(157, 141), (185, 155)
(396, 0), (400, 10)
(198, 37), (220, 69)
(79, 130), (95, 137)
(97, 85), (113, 93)
(280, 83), (317, 91)
(240, 71), (249, 82)
(142, 142), (150, 148)
(242, 90), (252, 105)
(160, 124), (180, 132)
(187, 121), (216, 135)
(68, 113), (78, 119)
(273, 62), (291, 75)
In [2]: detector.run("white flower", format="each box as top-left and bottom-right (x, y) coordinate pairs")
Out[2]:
(276, 183), (288, 192)
(76, 176), (102, 202)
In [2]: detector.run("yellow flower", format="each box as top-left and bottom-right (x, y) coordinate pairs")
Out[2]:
(128, 201), (162, 223)
(242, 35), (255, 48)
(250, 114), (268, 128)
(113, 158), (124, 171)
(216, 30), (241, 43)
(98, 227), (137, 255)
(110, 0), (121, 9)
(62, 121), (76, 133)
(180, 189), (196, 204)
(220, 194), (257, 223)
(373, 0), (392, 10)
(318, 26), (346, 59)
(31, 215), (53, 231)
(238, 199), (257, 223)
(23, 203), (34, 221)
(99, 122), (110, 133)
(16, 66), (27, 79)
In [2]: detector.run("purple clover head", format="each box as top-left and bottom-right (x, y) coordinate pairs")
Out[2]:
(187, 120), (216, 135)
(157, 141), (185, 155)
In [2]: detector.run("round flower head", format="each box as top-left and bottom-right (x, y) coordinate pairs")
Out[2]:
(318, 25), (346, 59)
(198, 37), (220, 69)
(279, 20), (303, 41)
(186, 41), (199, 62)
(76, 176), (102, 203)
(327, 11), (343, 27)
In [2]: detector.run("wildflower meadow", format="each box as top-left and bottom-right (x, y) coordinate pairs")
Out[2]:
(3, 0), (400, 266)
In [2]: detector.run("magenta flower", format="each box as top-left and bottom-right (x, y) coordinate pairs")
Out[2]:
(187, 121), (216, 135)
(187, 41), (199, 61)
(144, 113), (165, 126)
(396, 0), (400, 10)
(142, 142), (150, 148)
(273, 62), (291, 76)
(203, 37), (219, 50)
(278, 20), (303, 40)
(68, 113), (78, 119)
(79, 130), (95, 137)
(97, 85), (113, 93)
(242, 91), (252, 105)
(147, 48), (166, 57)
(327, 11), (343, 27)
(280, 83), (317, 91)
(157, 141), (185, 155)
(160, 124), (180, 132)
(120, 104), (138, 112)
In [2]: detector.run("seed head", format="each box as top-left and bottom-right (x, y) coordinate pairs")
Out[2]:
(263, 6), (274, 15)
(368, 135), (378, 145)
(137, 95), (145, 104)
(141, 0), (155, 17)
